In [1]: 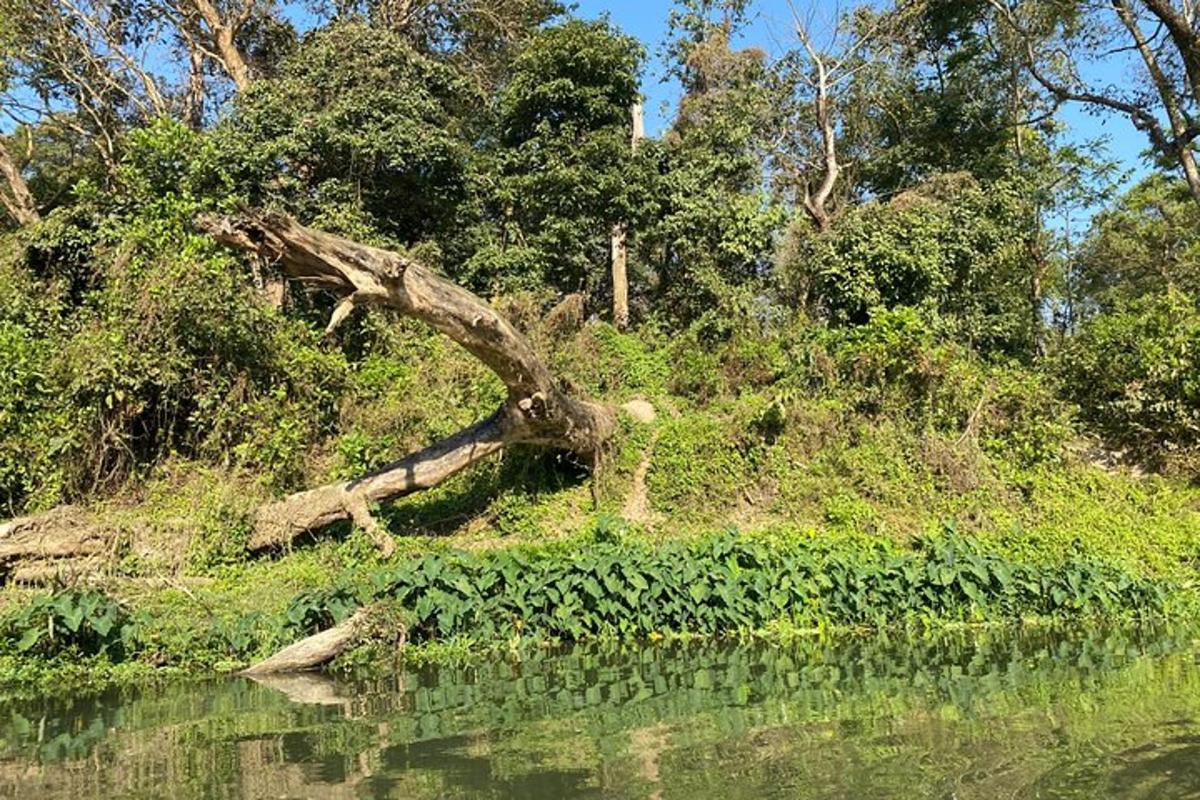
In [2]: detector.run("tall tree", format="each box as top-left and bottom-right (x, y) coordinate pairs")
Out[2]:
(169, 0), (262, 90)
(0, 0), (172, 172)
(462, 19), (645, 298)
(610, 100), (644, 331)
(779, 2), (915, 231)
(647, 0), (781, 323)
(216, 21), (470, 245)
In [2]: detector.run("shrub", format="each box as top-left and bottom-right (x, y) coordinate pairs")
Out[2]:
(1058, 290), (1200, 476)
(1, 590), (134, 659)
(785, 174), (1034, 357)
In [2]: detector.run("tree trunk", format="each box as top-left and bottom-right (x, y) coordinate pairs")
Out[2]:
(0, 507), (109, 582)
(1180, 144), (1200, 208)
(182, 33), (207, 130)
(243, 607), (378, 674)
(1114, 0), (1200, 206)
(610, 102), (644, 331)
(196, 210), (618, 550)
(611, 224), (629, 330)
(0, 137), (39, 227)
(186, 0), (254, 91)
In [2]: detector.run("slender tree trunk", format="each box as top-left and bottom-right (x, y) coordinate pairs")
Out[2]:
(610, 102), (644, 331)
(182, 36), (207, 130)
(796, 38), (838, 233)
(1180, 146), (1200, 207)
(0, 138), (39, 227)
(1114, 0), (1200, 205)
(611, 225), (629, 330)
(196, 210), (619, 550)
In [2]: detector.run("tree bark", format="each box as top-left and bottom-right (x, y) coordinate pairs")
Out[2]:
(611, 224), (629, 330)
(794, 22), (839, 232)
(180, 0), (254, 91)
(0, 506), (109, 582)
(1140, 0), (1200, 108)
(196, 210), (618, 550)
(1115, 0), (1200, 205)
(181, 28), (208, 130)
(0, 137), (40, 227)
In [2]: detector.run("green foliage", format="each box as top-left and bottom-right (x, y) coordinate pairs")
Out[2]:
(786, 174), (1035, 356)
(0, 119), (352, 511)
(0, 259), (75, 513)
(282, 586), (360, 637)
(644, 14), (782, 324)
(1057, 290), (1200, 476)
(184, 487), (255, 573)
(1, 590), (133, 659)
(462, 19), (649, 295)
(647, 413), (753, 518)
(341, 529), (1167, 646)
(218, 21), (470, 243)
(1076, 174), (1200, 309)
(554, 322), (671, 400)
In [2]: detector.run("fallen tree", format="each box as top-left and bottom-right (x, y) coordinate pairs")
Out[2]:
(196, 210), (621, 553)
(0, 210), (636, 577)
(0, 507), (113, 585)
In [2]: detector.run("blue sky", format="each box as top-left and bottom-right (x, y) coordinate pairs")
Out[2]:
(573, 0), (1153, 199)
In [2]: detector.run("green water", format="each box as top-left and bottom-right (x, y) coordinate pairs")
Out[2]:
(2, 626), (1200, 799)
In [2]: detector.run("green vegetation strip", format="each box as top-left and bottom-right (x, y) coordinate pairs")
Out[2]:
(290, 529), (1170, 643)
(0, 529), (1176, 690)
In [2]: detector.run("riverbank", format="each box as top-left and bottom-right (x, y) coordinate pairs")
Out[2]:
(0, 517), (1194, 697)
(3, 321), (1200, 695)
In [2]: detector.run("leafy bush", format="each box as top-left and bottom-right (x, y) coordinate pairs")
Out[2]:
(1058, 290), (1200, 476)
(217, 21), (470, 244)
(647, 413), (755, 517)
(2, 590), (134, 659)
(0, 121), (354, 512)
(332, 529), (1167, 646)
(785, 174), (1034, 356)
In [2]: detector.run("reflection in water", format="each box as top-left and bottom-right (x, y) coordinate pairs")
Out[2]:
(1, 625), (1199, 799)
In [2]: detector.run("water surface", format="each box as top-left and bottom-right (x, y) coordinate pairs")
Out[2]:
(3, 625), (1200, 799)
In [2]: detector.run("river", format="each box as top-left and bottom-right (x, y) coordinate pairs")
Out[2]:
(2, 624), (1199, 798)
